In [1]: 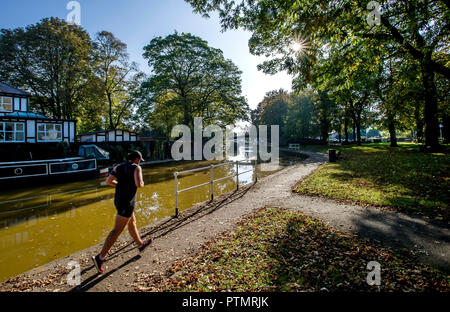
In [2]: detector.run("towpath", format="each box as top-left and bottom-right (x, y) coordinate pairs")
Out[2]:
(1, 151), (448, 292)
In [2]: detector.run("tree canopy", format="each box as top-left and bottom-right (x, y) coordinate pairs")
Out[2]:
(0, 18), (146, 133)
(138, 32), (249, 136)
(252, 89), (327, 144)
(186, 0), (450, 149)
(0, 17), (93, 120)
(92, 31), (144, 130)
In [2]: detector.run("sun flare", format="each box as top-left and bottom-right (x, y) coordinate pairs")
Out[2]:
(289, 37), (310, 57)
(291, 42), (303, 53)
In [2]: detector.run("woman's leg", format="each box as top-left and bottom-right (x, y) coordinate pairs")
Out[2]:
(127, 212), (143, 247)
(100, 214), (129, 258)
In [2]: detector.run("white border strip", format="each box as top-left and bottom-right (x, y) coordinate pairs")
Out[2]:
(0, 163), (48, 180)
(49, 159), (97, 175)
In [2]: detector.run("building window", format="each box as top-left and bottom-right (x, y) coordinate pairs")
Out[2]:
(81, 134), (95, 143)
(0, 122), (25, 142)
(97, 135), (106, 142)
(0, 97), (13, 112)
(37, 123), (62, 142)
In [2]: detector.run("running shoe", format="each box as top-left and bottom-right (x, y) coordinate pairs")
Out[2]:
(92, 254), (104, 274)
(138, 238), (153, 253)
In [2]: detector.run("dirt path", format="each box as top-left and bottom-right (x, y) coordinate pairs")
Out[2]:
(1, 151), (448, 292)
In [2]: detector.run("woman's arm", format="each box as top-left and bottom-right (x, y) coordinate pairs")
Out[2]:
(105, 166), (118, 187)
(134, 165), (145, 188)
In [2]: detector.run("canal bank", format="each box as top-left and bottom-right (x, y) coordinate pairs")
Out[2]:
(0, 151), (320, 291)
(0, 151), (307, 283)
(1, 149), (448, 291)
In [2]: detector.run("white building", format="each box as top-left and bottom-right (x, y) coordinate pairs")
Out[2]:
(79, 129), (138, 143)
(0, 82), (76, 143)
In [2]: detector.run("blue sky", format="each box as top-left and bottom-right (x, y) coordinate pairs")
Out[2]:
(0, 0), (292, 110)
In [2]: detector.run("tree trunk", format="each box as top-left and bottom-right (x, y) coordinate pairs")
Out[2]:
(443, 115), (450, 144)
(388, 121), (398, 147)
(352, 124), (356, 144)
(421, 59), (440, 151)
(321, 119), (329, 145)
(107, 92), (114, 130)
(183, 104), (192, 129)
(181, 91), (192, 128)
(356, 118), (361, 146)
(344, 117), (349, 143)
(415, 104), (424, 143)
(55, 97), (62, 119)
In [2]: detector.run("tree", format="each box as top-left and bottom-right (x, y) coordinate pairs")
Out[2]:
(252, 89), (289, 142)
(0, 17), (94, 119)
(252, 89), (320, 143)
(140, 32), (249, 132)
(76, 77), (106, 133)
(307, 36), (379, 146)
(372, 57), (418, 147)
(186, 0), (450, 151)
(315, 91), (337, 144)
(285, 91), (317, 142)
(92, 31), (144, 130)
(133, 90), (183, 138)
(436, 67), (450, 143)
(376, 1), (449, 150)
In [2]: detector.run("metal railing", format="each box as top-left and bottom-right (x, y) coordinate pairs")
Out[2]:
(173, 160), (258, 217)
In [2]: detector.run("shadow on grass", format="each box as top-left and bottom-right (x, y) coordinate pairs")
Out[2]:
(267, 211), (450, 291)
(301, 145), (449, 221)
(267, 215), (370, 291)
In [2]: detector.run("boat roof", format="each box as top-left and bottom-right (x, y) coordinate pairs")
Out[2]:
(0, 157), (83, 165)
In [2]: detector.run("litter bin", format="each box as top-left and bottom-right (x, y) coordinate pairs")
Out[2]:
(329, 149), (337, 162)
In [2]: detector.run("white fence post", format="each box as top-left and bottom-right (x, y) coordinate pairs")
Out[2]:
(210, 165), (214, 200)
(174, 161), (259, 212)
(174, 172), (178, 217)
(236, 161), (239, 190)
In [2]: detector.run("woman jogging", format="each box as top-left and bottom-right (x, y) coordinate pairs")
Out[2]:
(92, 150), (152, 273)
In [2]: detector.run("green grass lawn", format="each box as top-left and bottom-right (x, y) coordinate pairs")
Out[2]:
(137, 207), (448, 292)
(296, 143), (449, 221)
(297, 144), (333, 153)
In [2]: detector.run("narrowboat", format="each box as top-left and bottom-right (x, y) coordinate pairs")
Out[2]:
(0, 145), (110, 187)
(0, 82), (111, 187)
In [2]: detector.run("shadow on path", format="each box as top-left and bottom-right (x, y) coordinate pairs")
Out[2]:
(69, 255), (142, 292)
(350, 209), (450, 273)
(68, 183), (255, 292)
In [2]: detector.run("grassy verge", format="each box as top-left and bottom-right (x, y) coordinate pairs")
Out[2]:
(137, 207), (448, 292)
(299, 145), (334, 153)
(296, 143), (449, 221)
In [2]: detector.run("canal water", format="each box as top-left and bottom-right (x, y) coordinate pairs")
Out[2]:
(0, 152), (305, 282)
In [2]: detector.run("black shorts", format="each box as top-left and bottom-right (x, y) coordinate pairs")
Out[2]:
(115, 201), (135, 218)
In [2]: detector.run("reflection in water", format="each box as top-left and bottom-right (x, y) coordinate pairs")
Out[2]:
(0, 152), (305, 282)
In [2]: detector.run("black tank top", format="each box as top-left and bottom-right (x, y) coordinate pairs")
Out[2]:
(113, 162), (138, 207)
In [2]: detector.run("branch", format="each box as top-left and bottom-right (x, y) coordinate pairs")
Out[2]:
(380, 15), (450, 79)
